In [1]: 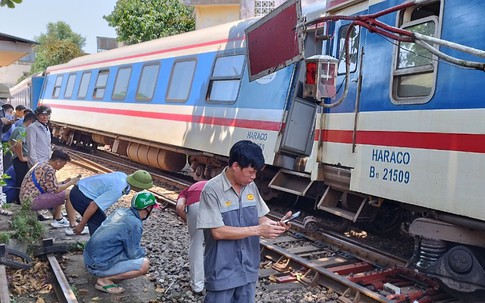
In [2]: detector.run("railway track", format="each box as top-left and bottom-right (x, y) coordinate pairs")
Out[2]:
(68, 149), (458, 302)
(0, 240), (77, 303)
(7, 147), (456, 302)
(259, 231), (455, 303)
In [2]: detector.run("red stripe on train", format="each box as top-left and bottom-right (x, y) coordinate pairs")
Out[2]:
(50, 103), (281, 131)
(315, 129), (485, 153)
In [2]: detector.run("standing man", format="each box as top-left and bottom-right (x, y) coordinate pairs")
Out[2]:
(0, 84), (15, 138)
(176, 180), (208, 294)
(69, 170), (153, 235)
(9, 112), (36, 203)
(0, 84), (16, 205)
(2, 104), (26, 144)
(84, 191), (158, 294)
(13, 105), (27, 127)
(1, 103), (16, 171)
(27, 105), (52, 167)
(197, 140), (292, 303)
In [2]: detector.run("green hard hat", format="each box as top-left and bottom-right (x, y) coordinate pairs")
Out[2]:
(127, 170), (153, 189)
(131, 191), (157, 210)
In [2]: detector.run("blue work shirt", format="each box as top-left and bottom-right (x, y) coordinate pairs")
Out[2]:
(83, 208), (145, 271)
(197, 168), (269, 291)
(77, 172), (129, 211)
(2, 124), (14, 142)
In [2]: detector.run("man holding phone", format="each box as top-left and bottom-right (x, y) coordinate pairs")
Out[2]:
(197, 140), (292, 303)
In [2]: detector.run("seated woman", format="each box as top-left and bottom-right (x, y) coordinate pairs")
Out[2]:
(19, 149), (84, 233)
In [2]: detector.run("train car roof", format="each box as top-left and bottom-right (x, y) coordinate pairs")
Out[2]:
(46, 19), (257, 74)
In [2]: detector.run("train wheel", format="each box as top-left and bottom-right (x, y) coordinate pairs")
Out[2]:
(303, 216), (319, 232)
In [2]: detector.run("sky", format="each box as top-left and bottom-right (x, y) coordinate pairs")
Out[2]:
(0, 0), (118, 54)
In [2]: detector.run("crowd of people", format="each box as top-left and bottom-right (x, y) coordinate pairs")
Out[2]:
(1, 86), (293, 302)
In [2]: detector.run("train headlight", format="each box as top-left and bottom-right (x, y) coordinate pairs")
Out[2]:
(303, 55), (338, 100)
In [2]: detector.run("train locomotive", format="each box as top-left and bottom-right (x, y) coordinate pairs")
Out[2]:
(15, 0), (485, 297)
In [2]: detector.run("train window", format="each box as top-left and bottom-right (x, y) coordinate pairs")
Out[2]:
(78, 72), (92, 99)
(337, 25), (360, 74)
(52, 75), (63, 98)
(112, 66), (132, 100)
(391, 2), (441, 104)
(93, 69), (109, 99)
(64, 74), (76, 99)
(207, 55), (245, 103)
(166, 59), (197, 102)
(136, 63), (160, 101)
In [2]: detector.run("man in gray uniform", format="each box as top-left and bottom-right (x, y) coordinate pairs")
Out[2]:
(197, 140), (292, 303)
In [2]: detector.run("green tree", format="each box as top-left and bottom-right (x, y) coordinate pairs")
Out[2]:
(104, 0), (195, 45)
(36, 21), (86, 50)
(29, 22), (85, 75)
(0, 0), (22, 8)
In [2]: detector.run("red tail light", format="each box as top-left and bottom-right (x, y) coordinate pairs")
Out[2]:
(305, 62), (317, 85)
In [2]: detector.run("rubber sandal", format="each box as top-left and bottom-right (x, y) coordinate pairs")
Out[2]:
(95, 283), (124, 294)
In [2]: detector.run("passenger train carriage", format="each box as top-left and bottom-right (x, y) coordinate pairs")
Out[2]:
(40, 20), (298, 176)
(9, 73), (44, 111)
(31, 0), (485, 297)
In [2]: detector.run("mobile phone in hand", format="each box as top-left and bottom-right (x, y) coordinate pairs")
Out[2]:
(282, 211), (301, 223)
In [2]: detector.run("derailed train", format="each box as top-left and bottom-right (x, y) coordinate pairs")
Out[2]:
(12, 0), (485, 297)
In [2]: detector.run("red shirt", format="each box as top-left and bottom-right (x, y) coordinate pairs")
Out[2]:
(177, 180), (208, 206)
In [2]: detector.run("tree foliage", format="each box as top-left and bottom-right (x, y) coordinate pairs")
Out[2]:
(104, 0), (195, 45)
(29, 22), (85, 75)
(0, 0), (22, 8)
(35, 21), (86, 50)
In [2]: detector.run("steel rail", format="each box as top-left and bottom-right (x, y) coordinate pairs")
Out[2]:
(47, 254), (78, 303)
(266, 212), (406, 268)
(39, 239), (78, 303)
(260, 238), (394, 303)
(0, 264), (8, 303)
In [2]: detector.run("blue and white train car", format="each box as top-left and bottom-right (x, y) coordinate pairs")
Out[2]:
(39, 20), (308, 181)
(38, 0), (485, 296)
(9, 73), (44, 110)
(247, 0), (485, 296)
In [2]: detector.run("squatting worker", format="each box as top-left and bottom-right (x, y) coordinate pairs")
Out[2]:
(27, 105), (52, 167)
(69, 170), (154, 235)
(197, 140), (293, 303)
(176, 180), (208, 294)
(19, 149), (81, 230)
(84, 191), (158, 295)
